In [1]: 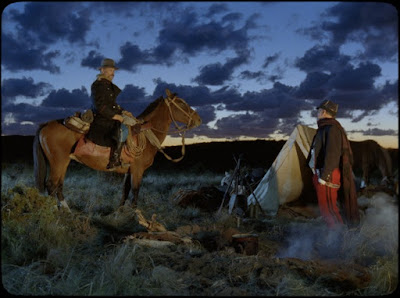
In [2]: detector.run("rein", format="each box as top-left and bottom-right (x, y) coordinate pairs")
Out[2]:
(154, 96), (195, 162)
(126, 96), (194, 163)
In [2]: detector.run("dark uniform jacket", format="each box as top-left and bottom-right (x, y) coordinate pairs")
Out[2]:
(310, 122), (342, 182)
(307, 117), (359, 226)
(86, 77), (123, 147)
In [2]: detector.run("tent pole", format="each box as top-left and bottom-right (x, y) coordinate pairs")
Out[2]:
(244, 176), (267, 217)
(218, 156), (241, 214)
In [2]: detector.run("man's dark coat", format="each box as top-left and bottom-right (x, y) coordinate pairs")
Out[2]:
(308, 118), (360, 226)
(86, 78), (123, 147)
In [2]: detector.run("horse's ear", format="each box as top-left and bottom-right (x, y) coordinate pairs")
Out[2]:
(166, 89), (172, 98)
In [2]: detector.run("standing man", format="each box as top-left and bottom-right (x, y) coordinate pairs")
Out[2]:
(86, 58), (140, 169)
(307, 100), (359, 229)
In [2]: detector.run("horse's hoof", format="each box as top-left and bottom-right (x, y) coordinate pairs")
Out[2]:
(59, 200), (72, 213)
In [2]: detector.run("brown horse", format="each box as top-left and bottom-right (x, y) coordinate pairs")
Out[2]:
(350, 139), (393, 188)
(33, 89), (201, 211)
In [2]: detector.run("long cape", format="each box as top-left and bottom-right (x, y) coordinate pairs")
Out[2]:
(318, 118), (360, 227)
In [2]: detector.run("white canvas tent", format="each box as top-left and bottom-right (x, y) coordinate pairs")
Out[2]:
(247, 125), (317, 215)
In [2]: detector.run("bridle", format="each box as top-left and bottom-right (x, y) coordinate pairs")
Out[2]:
(150, 95), (197, 162)
(164, 95), (197, 133)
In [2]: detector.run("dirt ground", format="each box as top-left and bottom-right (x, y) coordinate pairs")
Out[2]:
(91, 187), (396, 296)
(2, 179), (397, 296)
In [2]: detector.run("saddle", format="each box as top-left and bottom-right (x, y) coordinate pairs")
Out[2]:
(65, 109), (154, 168)
(70, 122), (153, 168)
(71, 135), (134, 166)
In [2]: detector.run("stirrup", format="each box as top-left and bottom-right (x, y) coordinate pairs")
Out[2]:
(106, 159), (122, 169)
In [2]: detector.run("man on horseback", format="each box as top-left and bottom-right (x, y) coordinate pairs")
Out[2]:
(86, 58), (141, 169)
(307, 99), (360, 229)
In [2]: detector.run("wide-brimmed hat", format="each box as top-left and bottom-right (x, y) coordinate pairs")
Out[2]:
(316, 99), (338, 116)
(98, 58), (119, 70)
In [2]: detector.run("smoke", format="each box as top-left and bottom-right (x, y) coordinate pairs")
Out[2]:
(276, 221), (344, 260)
(276, 192), (398, 261)
(350, 192), (398, 258)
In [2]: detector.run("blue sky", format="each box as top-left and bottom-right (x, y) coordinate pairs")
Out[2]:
(1, 2), (398, 148)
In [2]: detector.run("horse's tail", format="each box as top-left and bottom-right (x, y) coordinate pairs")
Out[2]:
(33, 124), (48, 192)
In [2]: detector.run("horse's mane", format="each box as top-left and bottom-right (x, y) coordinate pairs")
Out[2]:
(138, 96), (164, 119)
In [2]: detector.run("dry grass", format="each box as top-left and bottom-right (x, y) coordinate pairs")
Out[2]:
(1, 162), (398, 296)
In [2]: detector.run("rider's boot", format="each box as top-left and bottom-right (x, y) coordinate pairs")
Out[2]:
(106, 141), (124, 169)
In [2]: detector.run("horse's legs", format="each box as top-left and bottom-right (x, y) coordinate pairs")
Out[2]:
(378, 154), (392, 186)
(46, 175), (70, 211)
(47, 159), (71, 212)
(132, 187), (140, 208)
(360, 154), (370, 188)
(362, 166), (369, 188)
(55, 182), (71, 211)
(129, 169), (143, 208)
(46, 179), (58, 197)
(39, 121), (79, 212)
(119, 173), (131, 207)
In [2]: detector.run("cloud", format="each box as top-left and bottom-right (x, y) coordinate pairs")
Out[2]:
(210, 86), (244, 107)
(193, 50), (250, 85)
(239, 70), (267, 83)
(8, 2), (92, 45)
(301, 2), (397, 62)
(117, 84), (149, 116)
(0, 121), (36, 136)
(350, 128), (398, 137)
(151, 79), (221, 107)
(1, 2), (397, 141)
(327, 62), (381, 91)
(118, 42), (154, 70)
(2, 102), (77, 127)
(227, 82), (304, 113)
(211, 112), (280, 138)
(155, 8), (253, 58)
(294, 43), (396, 122)
(1, 32), (60, 73)
(380, 80), (398, 102)
(81, 51), (104, 69)
(295, 72), (332, 99)
(41, 87), (90, 109)
(262, 53), (280, 68)
(295, 44), (350, 73)
(204, 3), (229, 18)
(90, 2), (181, 19)
(193, 105), (217, 125)
(193, 62), (232, 86)
(1, 77), (52, 105)
(1, 72), (396, 138)
(3, 2), (93, 73)
(2, 86), (92, 135)
(221, 12), (243, 23)
(311, 88), (386, 118)
(109, 7), (254, 71)
(147, 81), (310, 139)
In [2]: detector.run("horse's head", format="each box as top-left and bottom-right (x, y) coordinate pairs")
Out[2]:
(164, 89), (202, 129)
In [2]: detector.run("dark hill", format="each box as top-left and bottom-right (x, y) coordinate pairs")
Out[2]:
(2, 136), (397, 175)
(1, 135), (284, 173)
(1, 135), (35, 164)
(152, 140), (285, 173)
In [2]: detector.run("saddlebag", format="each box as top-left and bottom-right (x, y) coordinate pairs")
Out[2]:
(64, 110), (93, 134)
